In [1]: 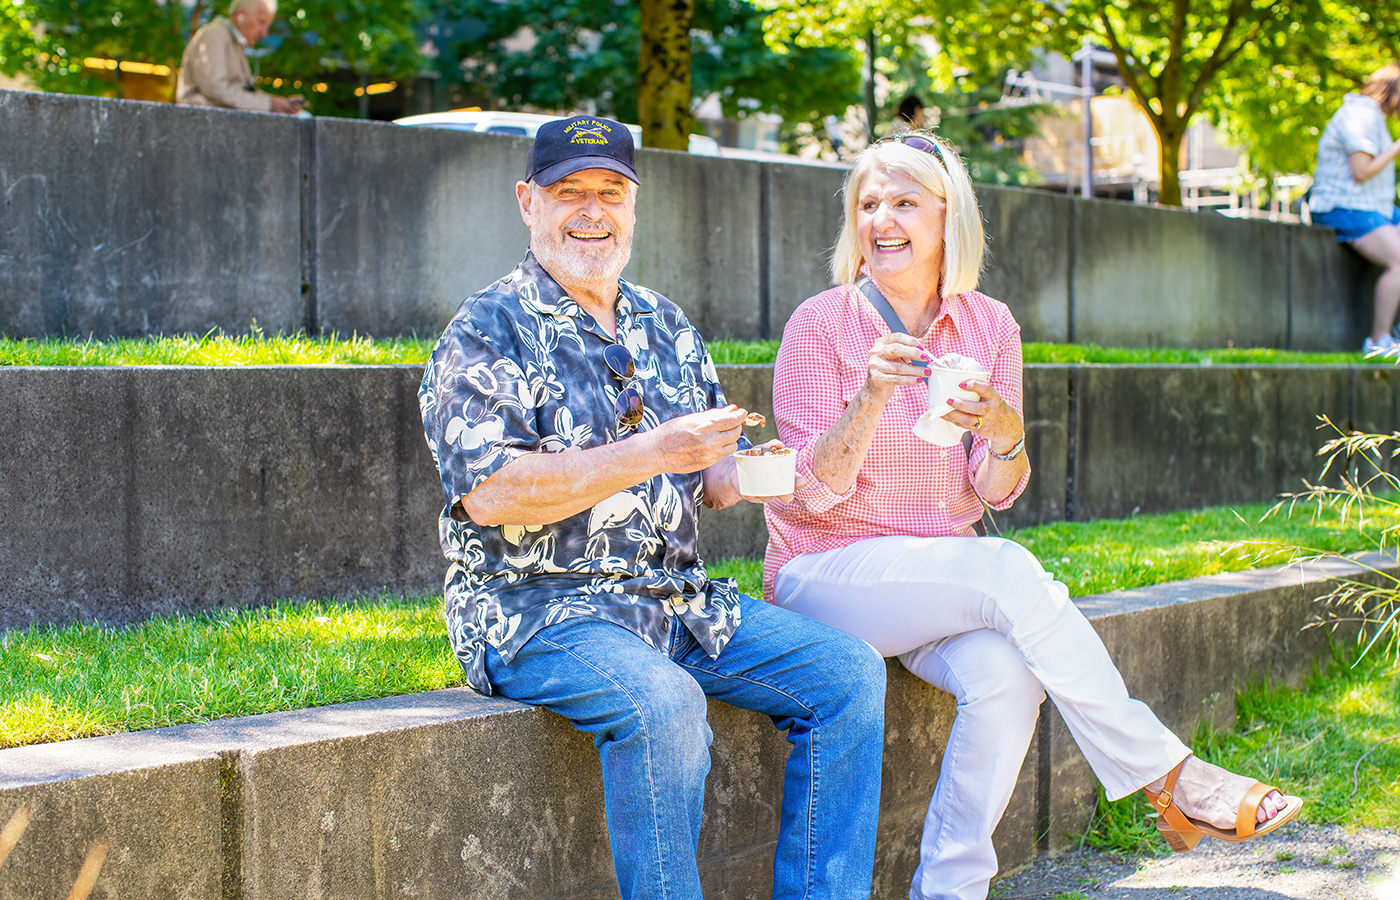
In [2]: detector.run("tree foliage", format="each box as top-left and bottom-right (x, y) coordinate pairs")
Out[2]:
(441, 0), (861, 136)
(758, 0), (1361, 205)
(0, 0), (191, 96)
(874, 41), (1049, 186)
(1207, 1), (1400, 191)
(0, 0), (428, 116)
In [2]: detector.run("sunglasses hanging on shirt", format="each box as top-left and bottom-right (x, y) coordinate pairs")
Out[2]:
(604, 343), (645, 429)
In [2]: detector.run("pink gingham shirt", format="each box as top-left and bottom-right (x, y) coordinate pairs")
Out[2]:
(762, 283), (1031, 598)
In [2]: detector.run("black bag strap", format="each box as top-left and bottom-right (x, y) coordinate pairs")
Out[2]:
(857, 277), (910, 336)
(856, 278), (994, 537)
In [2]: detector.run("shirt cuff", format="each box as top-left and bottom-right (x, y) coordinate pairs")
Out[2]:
(442, 444), (536, 512)
(789, 440), (857, 514)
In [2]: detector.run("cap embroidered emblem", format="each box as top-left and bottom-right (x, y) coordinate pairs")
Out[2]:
(566, 120), (611, 144)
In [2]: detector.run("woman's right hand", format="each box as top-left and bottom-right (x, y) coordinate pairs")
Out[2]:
(863, 333), (931, 404)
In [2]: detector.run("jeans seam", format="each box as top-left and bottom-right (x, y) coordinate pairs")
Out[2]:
(533, 633), (673, 900)
(677, 660), (824, 900)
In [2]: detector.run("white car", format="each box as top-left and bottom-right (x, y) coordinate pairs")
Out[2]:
(393, 110), (722, 156)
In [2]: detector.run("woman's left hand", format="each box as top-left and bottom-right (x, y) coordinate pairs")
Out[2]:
(944, 379), (1023, 456)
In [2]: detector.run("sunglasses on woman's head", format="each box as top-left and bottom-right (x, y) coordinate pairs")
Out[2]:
(604, 343), (644, 429)
(875, 131), (951, 171)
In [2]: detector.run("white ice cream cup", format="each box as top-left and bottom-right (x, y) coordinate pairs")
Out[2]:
(733, 447), (797, 496)
(927, 367), (985, 417)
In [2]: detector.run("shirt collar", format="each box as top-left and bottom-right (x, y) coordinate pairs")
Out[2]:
(514, 251), (656, 321)
(226, 17), (250, 50)
(854, 267), (969, 337)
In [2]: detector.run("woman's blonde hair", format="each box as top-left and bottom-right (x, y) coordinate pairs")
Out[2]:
(830, 134), (985, 297)
(1361, 63), (1400, 116)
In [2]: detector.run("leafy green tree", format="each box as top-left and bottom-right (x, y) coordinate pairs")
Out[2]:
(691, 0), (862, 131)
(0, 0), (192, 97)
(758, 0), (1331, 206)
(441, 0), (861, 142)
(0, 0), (428, 117)
(875, 42), (1048, 186)
(1206, 1), (1400, 192)
(263, 0), (430, 117)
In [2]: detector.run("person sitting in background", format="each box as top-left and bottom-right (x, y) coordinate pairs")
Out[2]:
(176, 0), (305, 114)
(1309, 62), (1400, 355)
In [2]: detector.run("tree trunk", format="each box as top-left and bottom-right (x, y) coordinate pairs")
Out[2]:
(864, 30), (877, 143)
(638, 0), (693, 151)
(1156, 119), (1187, 207)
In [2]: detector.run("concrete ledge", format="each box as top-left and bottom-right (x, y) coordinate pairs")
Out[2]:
(0, 554), (1384, 899)
(2, 363), (1394, 629)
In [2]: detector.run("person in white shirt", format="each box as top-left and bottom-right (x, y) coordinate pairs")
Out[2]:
(1310, 63), (1400, 355)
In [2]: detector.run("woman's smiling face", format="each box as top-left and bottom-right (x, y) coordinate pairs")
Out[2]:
(856, 167), (946, 290)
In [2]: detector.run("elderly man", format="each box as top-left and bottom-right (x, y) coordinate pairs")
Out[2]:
(419, 115), (886, 900)
(176, 0), (304, 113)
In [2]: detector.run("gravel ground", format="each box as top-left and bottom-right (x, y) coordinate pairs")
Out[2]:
(991, 824), (1400, 900)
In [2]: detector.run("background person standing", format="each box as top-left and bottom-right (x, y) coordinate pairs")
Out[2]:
(176, 0), (305, 114)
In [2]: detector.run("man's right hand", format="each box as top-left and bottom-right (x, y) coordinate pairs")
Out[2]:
(645, 404), (747, 473)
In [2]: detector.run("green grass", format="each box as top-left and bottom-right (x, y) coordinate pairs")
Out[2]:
(2, 498), (1390, 751)
(1020, 342), (1386, 366)
(0, 331), (438, 366)
(0, 595), (460, 747)
(0, 334), (1393, 367)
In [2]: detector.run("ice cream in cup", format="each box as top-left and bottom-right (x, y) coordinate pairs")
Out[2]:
(733, 444), (797, 496)
(913, 353), (988, 446)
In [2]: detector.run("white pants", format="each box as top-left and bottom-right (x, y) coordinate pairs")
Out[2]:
(772, 536), (1191, 900)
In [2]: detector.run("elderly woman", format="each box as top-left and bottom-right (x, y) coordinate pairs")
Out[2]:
(763, 133), (1303, 900)
(1310, 62), (1400, 355)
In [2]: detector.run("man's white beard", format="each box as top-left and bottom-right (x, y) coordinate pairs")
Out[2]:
(532, 221), (633, 286)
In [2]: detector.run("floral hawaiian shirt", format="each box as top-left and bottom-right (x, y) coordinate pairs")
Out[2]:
(419, 252), (747, 694)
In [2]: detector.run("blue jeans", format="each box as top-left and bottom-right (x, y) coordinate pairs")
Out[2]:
(484, 590), (886, 900)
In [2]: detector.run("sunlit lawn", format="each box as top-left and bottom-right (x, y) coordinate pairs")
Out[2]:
(0, 334), (1391, 367)
(3, 496), (1393, 750)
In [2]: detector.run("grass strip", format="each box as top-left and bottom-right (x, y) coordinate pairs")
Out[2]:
(0, 331), (438, 367)
(0, 334), (1391, 367)
(2, 497), (1389, 751)
(0, 596), (461, 747)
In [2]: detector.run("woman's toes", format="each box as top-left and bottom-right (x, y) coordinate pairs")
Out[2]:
(1257, 789), (1285, 824)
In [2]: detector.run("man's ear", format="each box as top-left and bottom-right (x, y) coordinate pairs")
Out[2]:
(515, 181), (533, 228)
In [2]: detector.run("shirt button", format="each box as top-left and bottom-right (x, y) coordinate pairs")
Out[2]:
(662, 617), (671, 631)
(661, 522), (672, 532)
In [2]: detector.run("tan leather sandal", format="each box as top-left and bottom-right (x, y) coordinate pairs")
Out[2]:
(1142, 757), (1305, 853)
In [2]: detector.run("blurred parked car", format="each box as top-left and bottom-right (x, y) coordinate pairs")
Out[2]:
(394, 110), (722, 156)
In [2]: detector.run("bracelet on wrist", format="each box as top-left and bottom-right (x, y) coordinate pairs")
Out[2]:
(989, 433), (1025, 461)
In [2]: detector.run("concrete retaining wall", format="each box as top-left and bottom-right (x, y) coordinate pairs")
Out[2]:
(3, 363), (1396, 630)
(0, 89), (1374, 348)
(0, 554), (1378, 899)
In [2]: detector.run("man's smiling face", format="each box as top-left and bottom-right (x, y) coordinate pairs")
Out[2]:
(518, 168), (636, 288)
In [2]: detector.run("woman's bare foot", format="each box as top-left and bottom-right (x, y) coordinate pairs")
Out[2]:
(1145, 756), (1289, 830)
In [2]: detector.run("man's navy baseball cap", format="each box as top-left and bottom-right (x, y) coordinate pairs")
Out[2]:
(526, 115), (639, 187)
